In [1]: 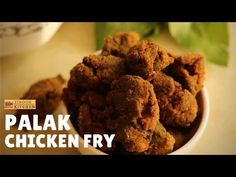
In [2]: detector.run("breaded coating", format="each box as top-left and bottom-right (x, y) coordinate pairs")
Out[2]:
(78, 91), (113, 134)
(151, 72), (181, 111)
(164, 54), (205, 96)
(62, 86), (82, 123)
(102, 32), (140, 57)
(144, 121), (175, 155)
(107, 75), (159, 131)
(151, 71), (176, 98)
(151, 72), (198, 127)
(15, 75), (65, 123)
(155, 46), (175, 71)
(62, 54), (125, 138)
(70, 55), (125, 91)
(126, 40), (157, 79)
(160, 89), (198, 127)
(77, 91), (115, 152)
(62, 32), (206, 155)
(168, 129), (189, 150)
(106, 75), (159, 152)
(122, 126), (152, 153)
(126, 40), (174, 80)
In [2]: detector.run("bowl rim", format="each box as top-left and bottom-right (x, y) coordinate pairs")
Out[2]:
(169, 87), (210, 155)
(63, 87), (209, 155)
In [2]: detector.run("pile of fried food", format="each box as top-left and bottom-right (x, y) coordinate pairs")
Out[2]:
(62, 32), (205, 154)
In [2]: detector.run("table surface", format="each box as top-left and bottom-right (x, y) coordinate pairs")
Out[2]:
(1, 23), (236, 154)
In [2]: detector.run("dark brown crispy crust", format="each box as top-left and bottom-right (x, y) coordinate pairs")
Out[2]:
(161, 89), (198, 127)
(144, 121), (175, 155)
(106, 75), (159, 152)
(102, 32), (140, 57)
(63, 54), (126, 126)
(168, 129), (190, 150)
(62, 87), (82, 123)
(78, 91), (112, 135)
(15, 75), (65, 123)
(107, 75), (159, 131)
(151, 72), (198, 127)
(122, 126), (152, 153)
(126, 40), (174, 80)
(62, 32), (205, 155)
(164, 54), (205, 96)
(77, 91), (116, 153)
(70, 55), (126, 91)
(126, 40), (157, 80)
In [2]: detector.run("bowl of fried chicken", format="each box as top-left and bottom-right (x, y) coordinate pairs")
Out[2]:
(62, 32), (209, 155)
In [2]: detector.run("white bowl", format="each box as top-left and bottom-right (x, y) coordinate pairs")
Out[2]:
(61, 87), (209, 155)
(0, 22), (62, 57)
(169, 87), (210, 155)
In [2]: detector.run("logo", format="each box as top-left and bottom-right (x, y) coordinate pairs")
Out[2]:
(4, 99), (36, 110)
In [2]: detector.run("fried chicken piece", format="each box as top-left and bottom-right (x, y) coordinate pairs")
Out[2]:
(70, 55), (125, 91)
(168, 129), (190, 150)
(122, 125), (152, 153)
(106, 75), (159, 152)
(102, 32), (140, 57)
(63, 54), (125, 126)
(65, 90), (111, 135)
(15, 75), (65, 124)
(151, 71), (176, 98)
(151, 72), (198, 127)
(164, 54), (205, 96)
(62, 86), (81, 110)
(151, 72), (179, 110)
(62, 85), (84, 130)
(163, 89), (198, 127)
(107, 75), (159, 131)
(126, 40), (157, 79)
(126, 40), (174, 80)
(144, 121), (175, 155)
(78, 91), (113, 134)
(76, 91), (115, 152)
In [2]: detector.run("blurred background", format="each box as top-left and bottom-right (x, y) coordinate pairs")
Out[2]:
(0, 22), (236, 154)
